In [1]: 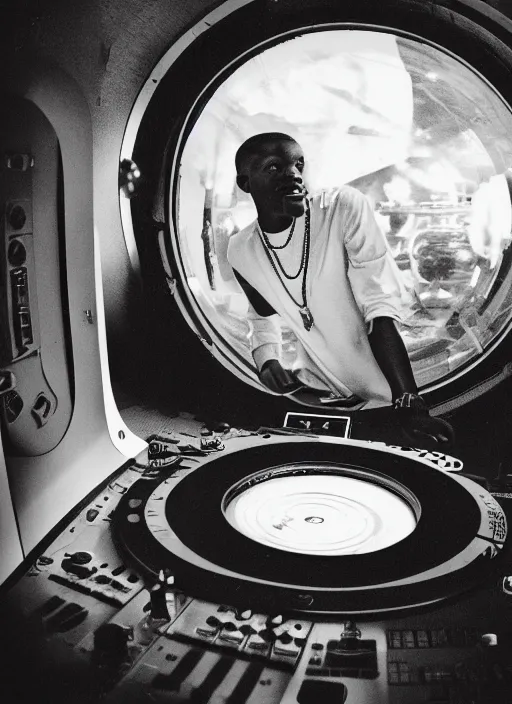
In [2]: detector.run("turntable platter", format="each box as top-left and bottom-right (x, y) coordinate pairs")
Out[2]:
(223, 469), (417, 556)
(114, 437), (507, 615)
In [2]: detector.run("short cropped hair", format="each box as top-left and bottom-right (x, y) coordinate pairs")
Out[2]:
(235, 132), (297, 175)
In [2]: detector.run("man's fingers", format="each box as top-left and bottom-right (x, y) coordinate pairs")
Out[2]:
(411, 428), (451, 445)
(279, 373), (302, 392)
(260, 365), (300, 394)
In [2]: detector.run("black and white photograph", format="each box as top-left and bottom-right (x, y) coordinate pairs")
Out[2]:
(2, 1), (512, 702)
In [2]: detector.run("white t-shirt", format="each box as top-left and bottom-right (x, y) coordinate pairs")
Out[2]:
(227, 186), (407, 409)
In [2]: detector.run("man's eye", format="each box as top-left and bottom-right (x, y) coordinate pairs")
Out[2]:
(297, 161), (305, 172)
(267, 164), (278, 172)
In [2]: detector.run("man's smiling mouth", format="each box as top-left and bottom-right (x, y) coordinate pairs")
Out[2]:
(278, 185), (307, 197)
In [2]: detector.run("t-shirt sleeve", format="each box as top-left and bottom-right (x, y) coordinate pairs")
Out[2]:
(229, 267), (282, 371)
(248, 306), (283, 371)
(341, 188), (406, 326)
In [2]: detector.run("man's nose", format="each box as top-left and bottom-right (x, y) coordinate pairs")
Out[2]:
(284, 165), (302, 181)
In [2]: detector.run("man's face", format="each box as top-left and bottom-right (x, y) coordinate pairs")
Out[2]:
(237, 139), (307, 219)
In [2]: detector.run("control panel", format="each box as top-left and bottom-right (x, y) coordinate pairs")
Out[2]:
(0, 96), (72, 455)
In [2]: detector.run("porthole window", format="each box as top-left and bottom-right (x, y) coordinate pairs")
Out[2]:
(175, 28), (512, 399)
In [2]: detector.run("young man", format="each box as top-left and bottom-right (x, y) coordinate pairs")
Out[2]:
(227, 132), (452, 446)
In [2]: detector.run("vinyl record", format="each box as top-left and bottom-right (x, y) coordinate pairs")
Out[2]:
(114, 437), (507, 615)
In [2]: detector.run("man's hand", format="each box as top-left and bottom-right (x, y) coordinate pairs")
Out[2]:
(394, 392), (455, 449)
(400, 413), (455, 449)
(259, 359), (303, 394)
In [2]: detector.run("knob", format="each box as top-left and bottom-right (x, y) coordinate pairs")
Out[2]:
(239, 624), (257, 636)
(481, 633), (498, 647)
(258, 628), (276, 643)
(61, 552), (97, 579)
(502, 576), (512, 595)
(93, 623), (131, 665)
(7, 204), (27, 231)
(341, 621), (361, 639)
(70, 551), (93, 565)
(8, 240), (26, 266)
(277, 632), (293, 644)
(222, 621), (237, 632)
(269, 614), (284, 626)
(212, 421), (231, 433)
(206, 616), (221, 628)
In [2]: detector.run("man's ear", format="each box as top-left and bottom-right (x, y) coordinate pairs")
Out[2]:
(236, 173), (250, 194)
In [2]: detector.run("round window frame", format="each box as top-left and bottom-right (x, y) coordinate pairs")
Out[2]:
(124, 0), (512, 411)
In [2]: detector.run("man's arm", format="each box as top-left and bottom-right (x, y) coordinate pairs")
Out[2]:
(368, 317), (417, 399)
(232, 269), (301, 394)
(232, 269), (276, 317)
(369, 317), (454, 446)
(340, 189), (454, 447)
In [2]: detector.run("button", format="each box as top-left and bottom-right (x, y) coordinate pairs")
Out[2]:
(246, 635), (270, 652)
(273, 643), (300, 658)
(8, 241), (26, 267)
(40, 595), (66, 616)
(196, 626), (217, 639)
(46, 602), (89, 634)
(218, 627), (244, 645)
(312, 642), (324, 650)
(110, 579), (130, 593)
(8, 205), (27, 231)
(239, 624), (257, 636)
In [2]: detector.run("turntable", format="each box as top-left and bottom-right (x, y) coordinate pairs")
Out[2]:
(3, 425), (512, 704)
(115, 434), (507, 615)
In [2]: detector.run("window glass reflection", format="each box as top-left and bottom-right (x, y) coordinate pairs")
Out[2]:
(176, 30), (512, 392)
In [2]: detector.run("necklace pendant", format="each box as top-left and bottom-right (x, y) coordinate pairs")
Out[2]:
(299, 306), (314, 331)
